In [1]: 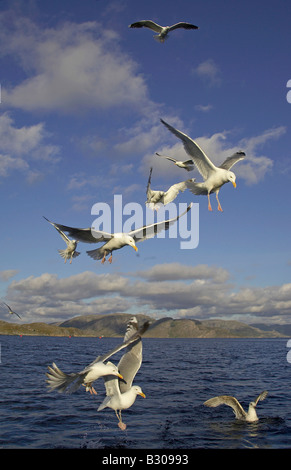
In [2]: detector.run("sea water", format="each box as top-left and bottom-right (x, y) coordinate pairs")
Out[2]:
(0, 335), (291, 449)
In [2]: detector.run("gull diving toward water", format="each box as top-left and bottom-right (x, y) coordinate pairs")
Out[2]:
(160, 119), (245, 212)
(156, 152), (194, 172)
(204, 391), (268, 422)
(46, 318), (150, 395)
(98, 317), (148, 430)
(129, 20), (198, 43)
(43, 216), (80, 264)
(46, 204), (192, 264)
(146, 167), (192, 210)
(1, 301), (21, 319)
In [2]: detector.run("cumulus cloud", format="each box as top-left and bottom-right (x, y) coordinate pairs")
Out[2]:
(0, 270), (19, 281)
(193, 59), (222, 87)
(0, 15), (152, 114)
(0, 113), (59, 180)
(5, 264), (291, 324)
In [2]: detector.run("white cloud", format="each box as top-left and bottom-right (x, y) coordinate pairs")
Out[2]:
(193, 59), (222, 87)
(0, 269), (19, 281)
(0, 113), (59, 180)
(1, 16), (152, 114)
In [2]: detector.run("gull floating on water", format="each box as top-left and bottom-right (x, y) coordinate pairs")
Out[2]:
(129, 20), (198, 43)
(1, 301), (21, 319)
(43, 216), (80, 264)
(204, 391), (268, 422)
(98, 317), (148, 430)
(146, 167), (192, 210)
(46, 319), (149, 395)
(156, 152), (194, 172)
(47, 204), (192, 264)
(160, 119), (245, 212)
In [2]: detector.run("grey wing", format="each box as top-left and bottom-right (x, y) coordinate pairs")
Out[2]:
(86, 318), (150, 370)
(186, 179), (208, 195)
(160, 119), (217, 180)
(168, 22), (199, 31)
(130, 202), (192, 242)
(43, 216), (71, 244)
(155, 152), (177, 163)
(118, 338), (143, 393)
(253, 391), (268, 406)
(146, 167), (153, 198)
(163, 181), (188, 204)
(44, 219), (113, 244)
(129, 20), (162, 33)
(219, 152), (245, 170)
(204, 395), (246, 419)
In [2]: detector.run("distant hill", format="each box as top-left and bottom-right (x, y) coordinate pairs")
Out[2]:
(0, 313), (285, 338)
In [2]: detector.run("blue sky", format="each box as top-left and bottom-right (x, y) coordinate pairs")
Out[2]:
(0, 0), (290, 325)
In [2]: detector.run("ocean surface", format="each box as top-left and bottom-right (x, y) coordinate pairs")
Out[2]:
(1, 335), (291, 449)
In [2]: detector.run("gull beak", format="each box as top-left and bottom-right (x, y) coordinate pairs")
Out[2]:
(133, 245), (138, 252)
(232, 181), (236, 188)
(118, 373), (124, 379)
(138, 392), (146, 398)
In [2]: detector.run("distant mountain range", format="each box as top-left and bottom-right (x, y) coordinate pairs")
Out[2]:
(0, 313), (286, 338)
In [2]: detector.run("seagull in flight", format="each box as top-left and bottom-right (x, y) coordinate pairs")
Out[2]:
(204, 391), (268, 422)
(44, 216), (80, 264)
(146, 167), (192, 209)
(160, 119), (245, 212)
(156, 152), (194, 172)
(129, 20), (198, 42)
(1, 301), (21, 319)
(98, 317), (148, 430)
(46, 318), (150, 395)
(45, 204), (192, 264)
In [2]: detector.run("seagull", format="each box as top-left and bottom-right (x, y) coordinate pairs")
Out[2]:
(1, 301), (21, 319)
(46, 318), (150, 395)
(146, 167), (192, 209)
(43, 216), (80, 264)
(46, 204), (192, 264)
(156, 152), (194, 172)
(204, 391), (268, 422)
(129, 20), (198, 43)
(98, 317), (148, 430)
(160, 119), (245, 212)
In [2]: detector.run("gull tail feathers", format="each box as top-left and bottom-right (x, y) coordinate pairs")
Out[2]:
(97, 396), (111, 411)
(58, 249), (81, 259)
(46, 363), (84, 393)
(86, 247), (105, 260)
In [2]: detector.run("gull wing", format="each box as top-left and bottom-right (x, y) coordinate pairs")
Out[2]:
(204, 395), (247, 420)
(161, 119), (217, 180)
(2, 302), (21, 319)
(253, 391), (268, 406)
(43, 216), (71, 244)
(129, 20), (163, 33)
(44, 219), (113, 244)
(163, 181), (188, 204)
(85, 318), (150, 371)
(129, 203), (192, 242)
(155, 152), (177, 163)
(168, 22), (199, 31)
(219, 152), (245, 170)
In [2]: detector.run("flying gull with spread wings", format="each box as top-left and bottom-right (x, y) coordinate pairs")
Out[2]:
(44, 216), (80, 264)
(46, 318), (149, 395)
(1, 301), (21, 319)
(146, 167), (192, 209)
(155, 152), (194, 172)
(44, 203), (192, 264)
(160, 119), (245, 212)
(98, 317), (149, 430)
(204, 391), (268, 422)
(129, 20), (198, 43)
